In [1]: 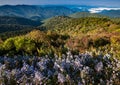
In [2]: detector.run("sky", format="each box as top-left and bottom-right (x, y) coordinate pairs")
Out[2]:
(0, 0), (120, 7)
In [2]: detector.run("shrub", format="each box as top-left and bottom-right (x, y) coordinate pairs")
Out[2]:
(14, 36), (36, 55)
(3, 38), (15, 51)
(93, 37), (110, 47)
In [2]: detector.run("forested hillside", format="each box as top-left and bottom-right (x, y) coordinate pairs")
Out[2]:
(0, 16), (119, 59)
(43, 16), (120, 35)
(0, 16), (41, 35)
(0, 16), (40, 26)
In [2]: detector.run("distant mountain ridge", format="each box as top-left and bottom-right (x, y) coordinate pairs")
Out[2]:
(100, 10), (120, 17)
(0, 5), (75, 20)
(0, 5), (120, 21)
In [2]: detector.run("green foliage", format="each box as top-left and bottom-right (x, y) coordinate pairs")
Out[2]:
(0, 30), (69, 56)
(37, 47), (54, 57)
(3, 38), (15, 51)
(14, 37), (36, 54)
(0, 44), (4, 55)
(0, 36), (36, 55)
(26, 30), (49, 45)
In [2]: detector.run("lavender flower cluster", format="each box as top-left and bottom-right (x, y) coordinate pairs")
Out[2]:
(0, 51), (119, 85)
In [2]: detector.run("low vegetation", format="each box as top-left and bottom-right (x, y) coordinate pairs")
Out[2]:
(0, 51), (119, 85)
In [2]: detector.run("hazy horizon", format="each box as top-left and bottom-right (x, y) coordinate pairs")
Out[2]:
(0, 0), (120, 7)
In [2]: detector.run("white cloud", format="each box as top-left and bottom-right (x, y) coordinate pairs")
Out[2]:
(89, 7), (120, 13)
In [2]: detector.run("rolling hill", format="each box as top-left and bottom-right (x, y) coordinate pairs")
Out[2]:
(0, 16), (40, 26)
(69, 12), (107, 18)
(0, 16), (41, 33)
(42, 16), (120, 34)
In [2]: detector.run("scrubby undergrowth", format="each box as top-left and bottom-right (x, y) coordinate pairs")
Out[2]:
(0, 51), (119, 85)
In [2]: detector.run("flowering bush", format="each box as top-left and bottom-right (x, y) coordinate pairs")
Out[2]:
(0, 51), (119, 85)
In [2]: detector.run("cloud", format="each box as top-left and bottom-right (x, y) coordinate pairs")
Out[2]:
(89, 7), (120, 13)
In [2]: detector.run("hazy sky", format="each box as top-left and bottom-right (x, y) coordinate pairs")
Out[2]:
(0, 0), (120, 7)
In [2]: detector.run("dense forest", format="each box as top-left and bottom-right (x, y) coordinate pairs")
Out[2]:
(0, 16), (120, 59)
